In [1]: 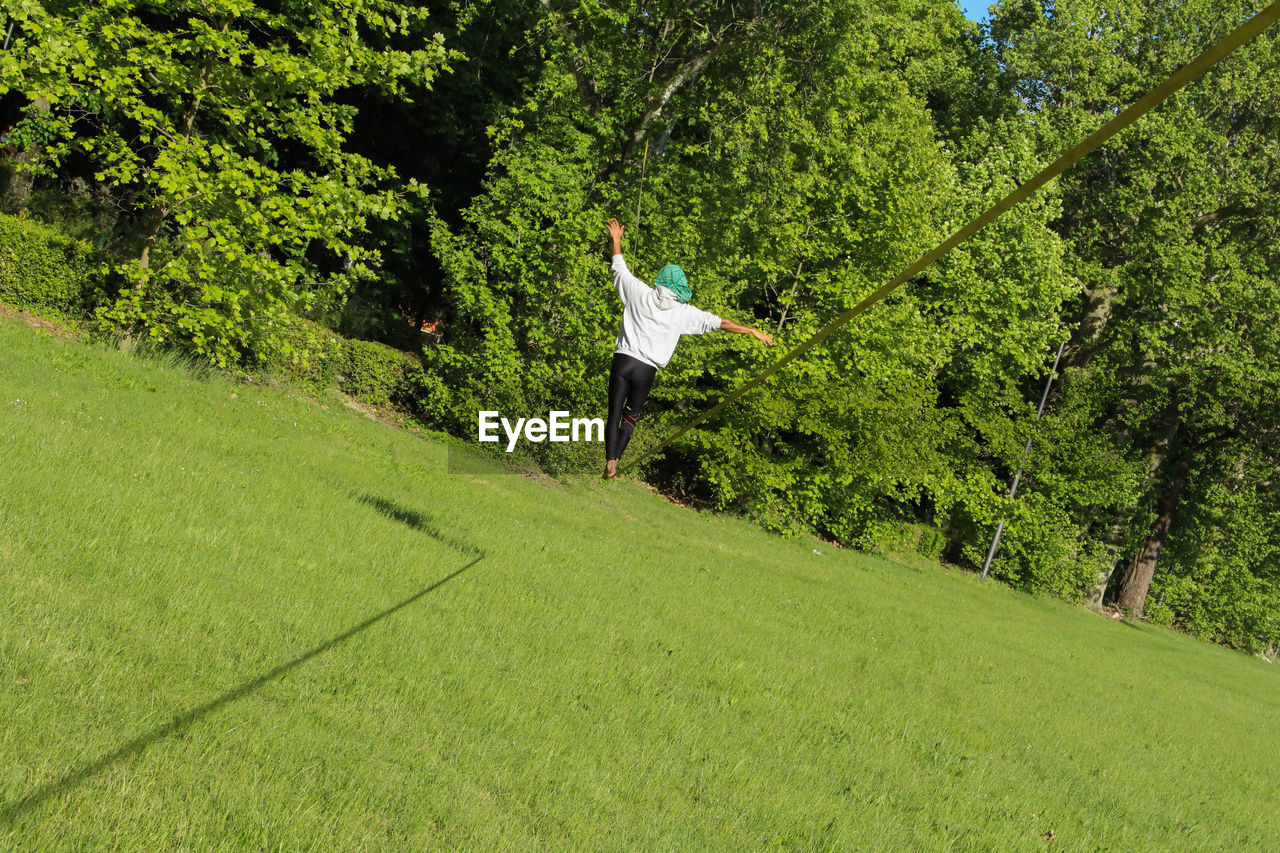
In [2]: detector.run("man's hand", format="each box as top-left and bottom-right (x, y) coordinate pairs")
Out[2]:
(607, 218), (624, 256)
(752, 328), (775, 346)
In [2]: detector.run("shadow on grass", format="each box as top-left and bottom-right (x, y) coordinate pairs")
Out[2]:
(354, 493), (484, 557)
(1, 549), (484, 825)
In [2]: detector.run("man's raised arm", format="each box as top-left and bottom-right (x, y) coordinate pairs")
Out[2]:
(607, 218), (647, 304)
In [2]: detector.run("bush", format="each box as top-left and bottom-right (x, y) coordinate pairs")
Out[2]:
(1156, 562), (1280, 655)
(0, 213), (101, 315)
(272, 316), (347, 387)
(340, 338), (421, 407)
(974, 492), (1104, 598)
(270, 315), (437, 414)
(864, 520), (947, 560)
(401, 365), (453, 426)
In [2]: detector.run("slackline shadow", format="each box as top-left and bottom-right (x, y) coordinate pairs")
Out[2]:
(0, 552), (484, 824)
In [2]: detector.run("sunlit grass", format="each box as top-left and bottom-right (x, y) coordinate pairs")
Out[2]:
(2, 315), (1277, 850)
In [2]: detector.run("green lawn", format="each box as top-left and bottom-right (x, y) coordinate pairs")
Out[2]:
(2, 313), (1277, 850)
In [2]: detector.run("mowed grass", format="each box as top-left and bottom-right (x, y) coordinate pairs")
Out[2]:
(1, 315), (1278, 851)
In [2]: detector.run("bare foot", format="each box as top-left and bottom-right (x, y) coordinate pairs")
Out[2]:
(603, 459), (619, 479)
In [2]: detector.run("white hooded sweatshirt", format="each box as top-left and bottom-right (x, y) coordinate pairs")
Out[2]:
(611, 255), (722, 369)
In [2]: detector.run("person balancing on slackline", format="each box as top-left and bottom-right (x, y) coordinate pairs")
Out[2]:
(603, 217), (774, 479)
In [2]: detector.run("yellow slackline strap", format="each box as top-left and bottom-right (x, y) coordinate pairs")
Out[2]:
(623, 0), (1280, 471)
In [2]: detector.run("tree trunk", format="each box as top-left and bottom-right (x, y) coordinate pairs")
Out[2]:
(138, 207), (168, 269)
(1064, 274), (1125, 605)
(1084, 528), (1125, 607)
(1064, 279), (1118, 371)
(1115, 451), (1191, 617)
(6, 96), (49, 211)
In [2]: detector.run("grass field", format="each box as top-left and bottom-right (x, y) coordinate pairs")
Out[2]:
(2, 312), (1278, 850)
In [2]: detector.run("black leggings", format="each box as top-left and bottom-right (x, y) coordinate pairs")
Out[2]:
(606, 353), (657, 461)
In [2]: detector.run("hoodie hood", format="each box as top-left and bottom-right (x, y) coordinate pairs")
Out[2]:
(654, 285), (681, 309)
(655, 264), (691, 303)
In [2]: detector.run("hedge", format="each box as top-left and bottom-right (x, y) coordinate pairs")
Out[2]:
(0, 213), (100, 315)
(274, 316), (348, 387)
(273, 315), (427, 409)
(340, 338), (422, 407)
(865, 520), (947, 560)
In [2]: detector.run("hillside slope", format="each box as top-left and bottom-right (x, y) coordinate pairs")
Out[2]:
(1, 315), (1277, 850)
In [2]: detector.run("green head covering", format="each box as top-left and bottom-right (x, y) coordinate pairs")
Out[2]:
(655, 264), (691, 303)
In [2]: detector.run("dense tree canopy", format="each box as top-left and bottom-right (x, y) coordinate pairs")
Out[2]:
(987, 0), (1280, 643)
(1, 0), (1276, 653)
(1, 0), (449, 364)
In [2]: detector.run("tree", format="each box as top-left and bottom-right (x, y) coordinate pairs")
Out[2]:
(427, 0), (1078, 556)
(336, 0), (544, 345)
(988, 0), (1280, 622)
(0, 0), (450, 365)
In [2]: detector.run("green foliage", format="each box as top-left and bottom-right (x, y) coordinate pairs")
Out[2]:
(339, 338), (420, 407)
(1151, 457), (1280, 653)
(980, 494), (1112, 598)
(3, 0), (1277, 649)
(987, 0), (1280, 621)
(271, 316), (347, 388)
(864, 520), (947, 560)
(0, 212), (101, 315)
(0, 0), (450, 366)
(270, 316), (422, 410)
(399, 363), (452, 427)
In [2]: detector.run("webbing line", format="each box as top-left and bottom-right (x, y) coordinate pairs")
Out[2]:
(623, 0), (1280, 471)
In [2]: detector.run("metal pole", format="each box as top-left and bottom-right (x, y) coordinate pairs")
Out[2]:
(981, 340), (1067, 580)
(3, 21), (14, 51)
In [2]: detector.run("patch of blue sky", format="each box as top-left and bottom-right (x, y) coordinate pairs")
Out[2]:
(958, 0), (990, 22)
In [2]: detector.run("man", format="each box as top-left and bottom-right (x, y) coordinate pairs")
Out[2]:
(603, 217), (773, 478)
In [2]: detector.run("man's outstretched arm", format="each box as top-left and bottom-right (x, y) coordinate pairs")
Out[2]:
(719, 318), (774, 346)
